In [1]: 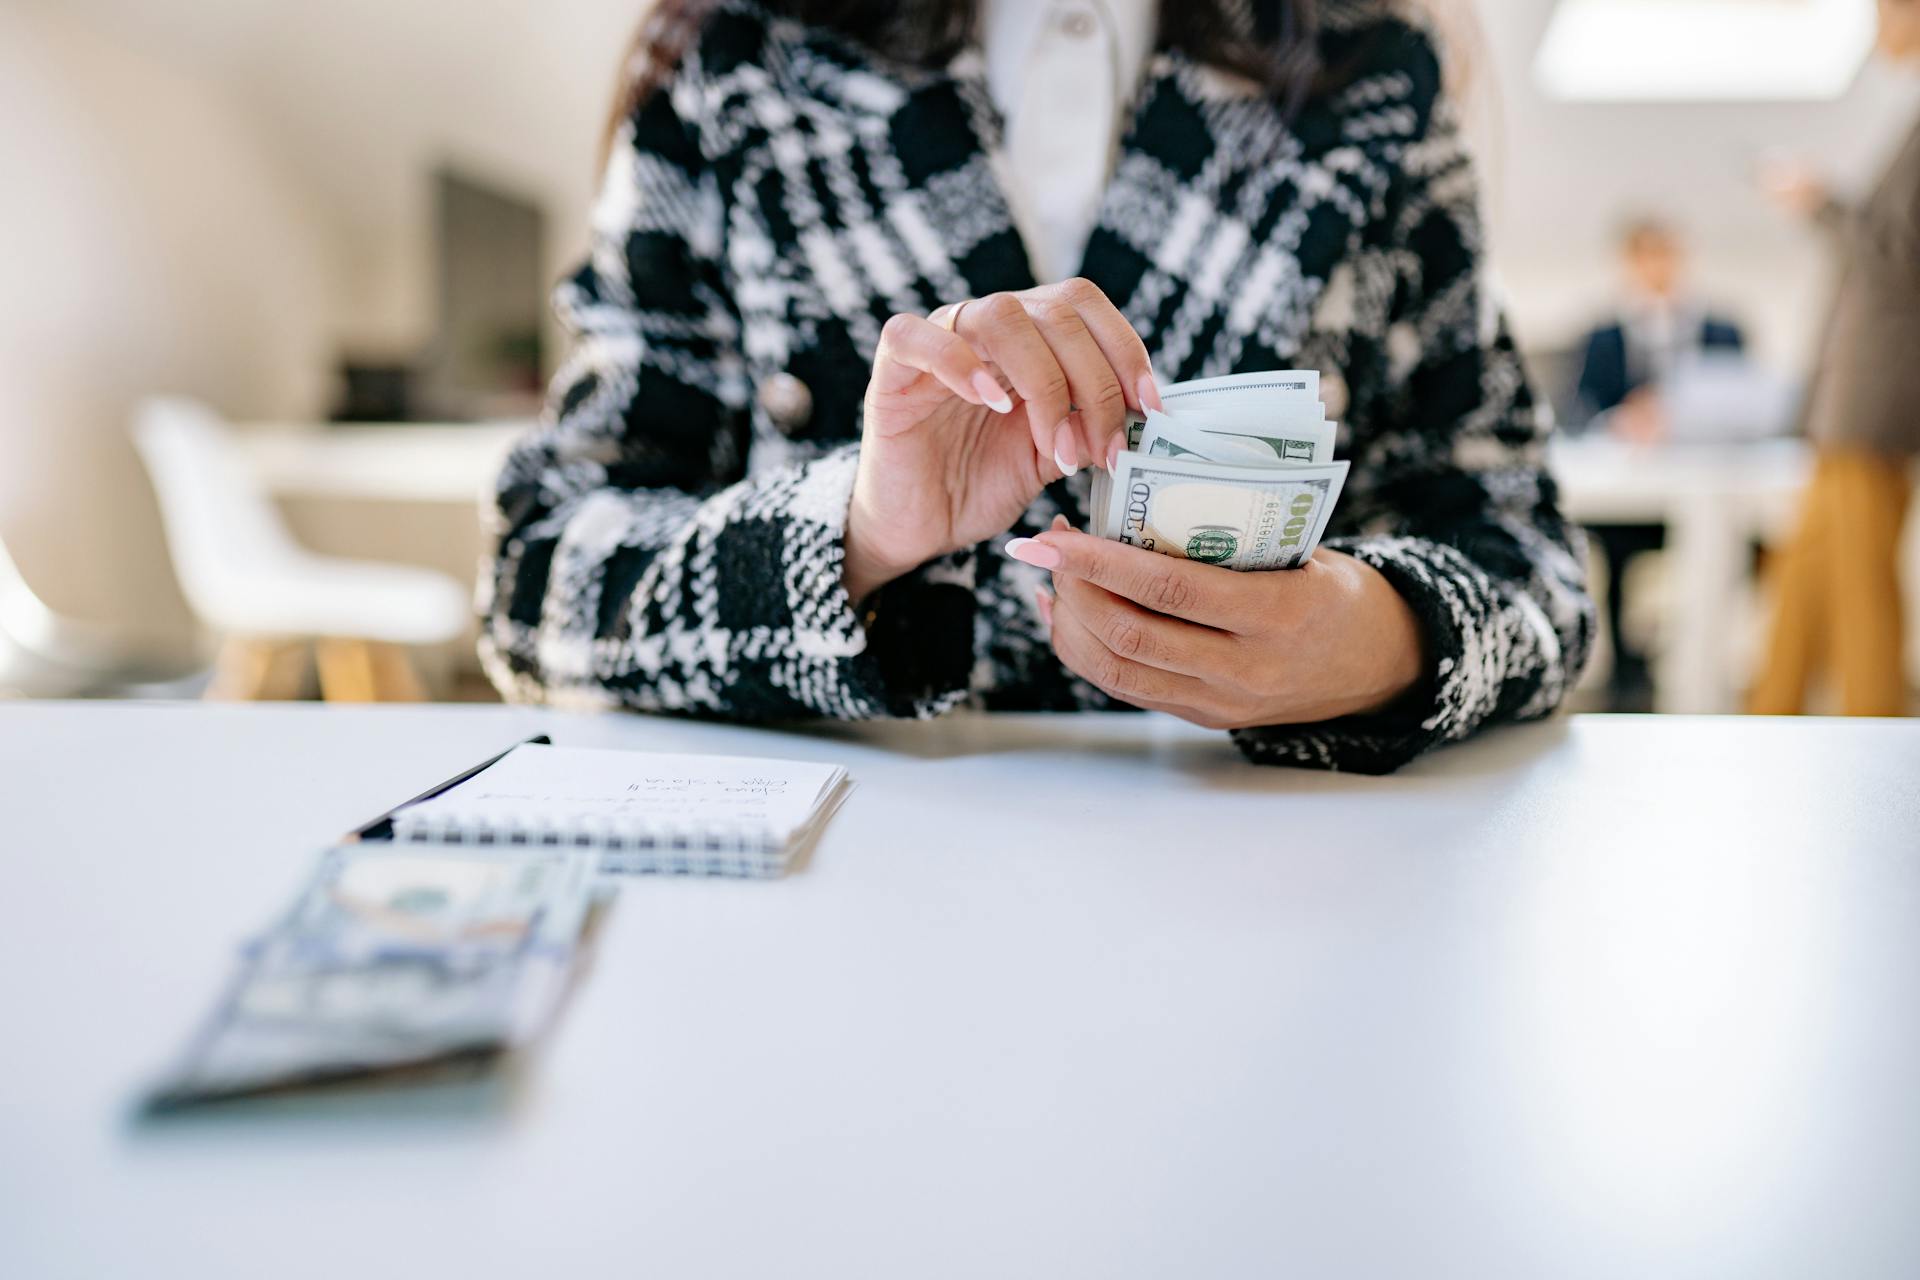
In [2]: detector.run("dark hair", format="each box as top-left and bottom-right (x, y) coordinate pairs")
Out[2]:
(1617, 215), (1678, 253)
(608, 0), (1330, 154)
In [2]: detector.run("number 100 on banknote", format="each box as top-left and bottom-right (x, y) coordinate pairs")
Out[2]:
(1110, 453), (1348, 572)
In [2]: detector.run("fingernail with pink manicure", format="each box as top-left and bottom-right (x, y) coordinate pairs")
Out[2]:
(972, 371), (1013, 414)
(1004, 537), (1063, 570)
(1139, 373), (1166, 415)
(1106, 437), (1122, 470)
(1053, 422), (1081, 477)
(1034, 589), (1054, 626)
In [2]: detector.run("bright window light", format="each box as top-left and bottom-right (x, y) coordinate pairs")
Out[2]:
(1534, 0), (1877, 102)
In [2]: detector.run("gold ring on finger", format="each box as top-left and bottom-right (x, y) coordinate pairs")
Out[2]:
(935, 299), (973, 334)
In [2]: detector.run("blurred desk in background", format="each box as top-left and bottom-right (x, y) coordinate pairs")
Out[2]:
(233, 423), (532, 691)
(1553, 437), (1810, 714)
(2, 704), (1918, 1277)
(1552, 437), (1809, 527)
(238, 422), (528, 505)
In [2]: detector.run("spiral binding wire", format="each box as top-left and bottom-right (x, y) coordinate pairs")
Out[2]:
(389, 810), (786, 879)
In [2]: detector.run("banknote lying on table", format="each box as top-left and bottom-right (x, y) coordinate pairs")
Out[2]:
(1089, 371), (1348, 571)
(142, 843), (603, 1111)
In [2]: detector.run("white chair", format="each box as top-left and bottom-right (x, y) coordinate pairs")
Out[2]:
(0, 533), (201, 698)
(131, 398), (470, 701)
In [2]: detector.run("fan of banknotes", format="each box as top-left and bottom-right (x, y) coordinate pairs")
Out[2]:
(1088, 370), (1347, 571)
(143, 843), (605, 1110)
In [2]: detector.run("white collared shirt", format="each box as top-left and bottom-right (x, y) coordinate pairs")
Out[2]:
(1621, 294), (1705, 387)
(980, 0), (1158, 283)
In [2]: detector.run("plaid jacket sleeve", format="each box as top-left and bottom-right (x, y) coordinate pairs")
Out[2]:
(478, 79), (973, 721)
(1232, 90), (1596, 774)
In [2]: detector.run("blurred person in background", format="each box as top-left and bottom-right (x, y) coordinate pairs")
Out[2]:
(1573, 218), (1746, 441)
(477, 0), (1594, 775)
(1750, 0), (1920, 717)
(1571, 217), (1746, 711)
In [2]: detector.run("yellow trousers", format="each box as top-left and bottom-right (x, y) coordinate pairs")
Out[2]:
(1750, 451), (1913, 716)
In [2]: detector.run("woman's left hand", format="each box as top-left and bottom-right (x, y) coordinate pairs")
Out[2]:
(1007, 520), (1428, 730)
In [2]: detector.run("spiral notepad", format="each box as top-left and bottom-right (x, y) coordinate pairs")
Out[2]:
(384, 743), (851, 878)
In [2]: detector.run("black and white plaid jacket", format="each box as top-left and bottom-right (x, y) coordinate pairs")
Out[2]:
(481, 0), (1594, 774)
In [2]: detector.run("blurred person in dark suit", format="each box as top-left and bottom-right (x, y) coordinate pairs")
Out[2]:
(1750, 0), (1920, 716)
(1572, 217), (1747, 710)
(1575, 220), (1747, 440)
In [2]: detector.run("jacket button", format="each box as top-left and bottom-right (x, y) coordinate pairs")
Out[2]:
(1321, 371), (1349, 421)
(757, 373), (814, 436)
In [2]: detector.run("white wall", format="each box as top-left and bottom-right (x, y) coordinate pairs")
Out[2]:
(24, 0), (646, 359)
(0, 0), (642, 637)
(0, 4), (336, 631)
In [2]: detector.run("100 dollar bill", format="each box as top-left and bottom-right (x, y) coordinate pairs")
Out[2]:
(142, 844), (600, 1111)
(1160, 370), (1320, 412)
(1137, 410), (1334, 466)
(1103, 453), (1349, 572)
(1124, 372), (1325, 448)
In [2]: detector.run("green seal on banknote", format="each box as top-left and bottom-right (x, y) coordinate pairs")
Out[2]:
(1185, 528), (1238, 564)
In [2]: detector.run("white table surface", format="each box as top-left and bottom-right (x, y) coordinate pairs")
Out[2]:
(4, 705), (1917, 1279)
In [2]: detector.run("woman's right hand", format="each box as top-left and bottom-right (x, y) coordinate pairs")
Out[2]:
(1756, 156), (1831, 221)
(843, 278), (1163, 603)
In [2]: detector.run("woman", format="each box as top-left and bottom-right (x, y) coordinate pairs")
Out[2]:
(481, 0), (1593, 774)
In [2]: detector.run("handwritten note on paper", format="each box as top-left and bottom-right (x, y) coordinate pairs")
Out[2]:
(393, 746), (844, 841)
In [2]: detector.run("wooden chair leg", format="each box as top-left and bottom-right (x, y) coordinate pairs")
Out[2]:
(315, 638), (376, 702)
(367, 641), (428, 702)
(206, 638), (310, 701)
(316, 639), (427, 703)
